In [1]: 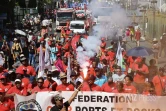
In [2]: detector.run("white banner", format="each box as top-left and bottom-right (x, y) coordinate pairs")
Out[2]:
(15, 92), (164, 111)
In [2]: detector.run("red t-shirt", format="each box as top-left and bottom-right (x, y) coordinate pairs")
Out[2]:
(0, 83), (12, 92)
(135, 30), (141, 40)
(27, 83), (37, 91)
(0, 69), (8, 76)
(62, 62), (67, 73)
(81, 82), (101, 91)
(124, 84), (137, 94)
(16, 65), (36, 76)
(7, 86), (27, 96)
(107, 51), (115, 61)
(101, 82), (116, 92)
(152, 75), (166, 96)
(109, 60), (115, 72)
(133, 64), (149, 83)
(22, 77), (30, 89)
(44, 79), (57, 91)
(112, 89), (126, 93)
(64, 52), (70, 58)
(142, 91), (150, 95)
(127, 56), (134, 68)
(56, 83), (74, 91)
(56, 45), (62, 54)
(100, 55), (110, 61)
(32, 86), (49, 93)
(0, 98), (14, 111)
(88, 67), (96, 76)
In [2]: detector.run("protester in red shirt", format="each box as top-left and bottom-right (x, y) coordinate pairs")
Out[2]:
(124, 75), (137, 94)
(7, 79), (27, 96)
(0, 65), (8, 76)
(27, 77), (37, 95)
(100, 38), (106, 53)
(44, 71), (57, 91)
(152, 67), (166, 96)
(56, 41), (62, 55)
(101, 76), (116, 92)
(107, 48), (115, 61)
(0, 88), (15, 111)
(32, 77), (49, 93)
(56, 72), (74, 91)
(0, 75), (12, 93)
(135, 28), (141, 46)
(21, 77), (30, 89)
(88, 61), (97, 76)
(100, 50), (110, 62)
(81, 75), (101, 91)
(112, 81), (126, 93)
(132, 58), (149, 93)
(16, 57), (36, 76)
(142, 82), (156, 96)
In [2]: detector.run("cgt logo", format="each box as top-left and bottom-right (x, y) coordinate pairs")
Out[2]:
(16, 99), (42, 111)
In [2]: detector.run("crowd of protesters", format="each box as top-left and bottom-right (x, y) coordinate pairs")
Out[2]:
(0, 3), (166, 111)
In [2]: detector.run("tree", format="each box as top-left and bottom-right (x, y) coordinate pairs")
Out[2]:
(44, 0), (53, 4)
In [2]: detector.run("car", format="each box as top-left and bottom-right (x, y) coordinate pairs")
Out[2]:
(69, 20), (86, 34)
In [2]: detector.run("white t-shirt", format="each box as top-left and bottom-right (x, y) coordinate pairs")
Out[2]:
(112, 73), (126, 83)
(28, 35), (33, 42)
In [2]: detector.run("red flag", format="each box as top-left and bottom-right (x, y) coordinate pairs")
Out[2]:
(71, 35), (80, 50)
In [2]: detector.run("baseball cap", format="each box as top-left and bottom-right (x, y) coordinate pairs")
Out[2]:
(54, 94), (65, 101)
(14, 38), (17, 41)
(20, 57), (27, 61)
(59, 72), (67, 79)
(15, 79), (21, 83)
(20, 54), (25, 58)
(50, 66), (58, 72)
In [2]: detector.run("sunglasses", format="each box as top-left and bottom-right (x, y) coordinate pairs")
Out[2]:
(56, 99), (63, 101)
(149, 90), (154, 92)
(15, 82), (21, 84)
(61, 78), (67, 80)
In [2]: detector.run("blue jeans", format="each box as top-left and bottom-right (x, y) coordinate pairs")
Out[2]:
(29, 53), (35, 67)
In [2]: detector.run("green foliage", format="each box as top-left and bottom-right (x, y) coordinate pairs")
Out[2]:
(15, 2), (19, 6)
(44, 0), (53, 4)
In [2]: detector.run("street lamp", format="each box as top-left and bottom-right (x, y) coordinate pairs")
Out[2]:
(140, 6), (146, 39)
(151, 0), (157, 38)
(25, 0), (29, 12)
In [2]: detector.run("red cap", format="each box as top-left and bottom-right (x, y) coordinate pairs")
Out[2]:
(0, 88), (5, 93)
(0, 75), (6, 79)
(101, 37), (105, 41)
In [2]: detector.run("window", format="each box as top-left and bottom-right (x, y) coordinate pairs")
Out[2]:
(70, 24), (84, 29)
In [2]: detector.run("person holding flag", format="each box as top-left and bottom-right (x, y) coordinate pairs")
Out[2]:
(116, 42), (126, 72)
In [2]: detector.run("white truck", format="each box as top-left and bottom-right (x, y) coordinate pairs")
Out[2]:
(56, 8), (75, 31)
(75, 10), (86, 19)
(69, 20), (86, 34)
